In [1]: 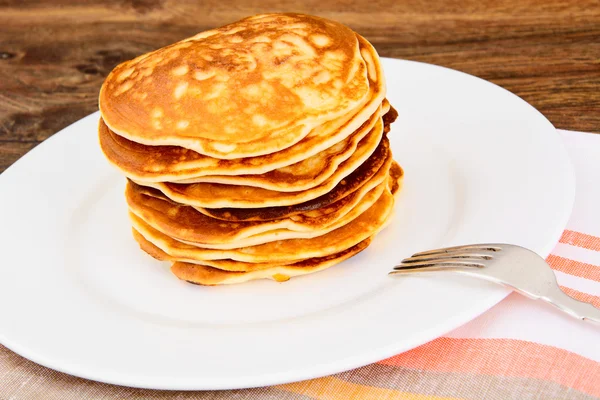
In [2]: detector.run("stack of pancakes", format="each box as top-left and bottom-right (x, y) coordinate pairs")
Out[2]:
(98, 13), (403, 285)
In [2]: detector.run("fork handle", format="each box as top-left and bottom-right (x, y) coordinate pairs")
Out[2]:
(541, 286), (600, 324)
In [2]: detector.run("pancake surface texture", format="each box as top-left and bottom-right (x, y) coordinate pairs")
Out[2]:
(98, 34), (387, 182)
(98, 13), (403, 285)
(99, 13), (371, 158)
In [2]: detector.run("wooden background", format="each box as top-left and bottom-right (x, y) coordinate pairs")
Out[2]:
(0, 0), (598, 172)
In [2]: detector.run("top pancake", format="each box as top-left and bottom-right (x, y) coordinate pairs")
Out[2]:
(99, 13), (374, 159)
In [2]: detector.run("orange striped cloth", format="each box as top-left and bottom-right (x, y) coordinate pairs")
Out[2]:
(1, 130), (599, 399)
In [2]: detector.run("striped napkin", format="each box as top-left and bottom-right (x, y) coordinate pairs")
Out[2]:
(1, 130), (599, 399)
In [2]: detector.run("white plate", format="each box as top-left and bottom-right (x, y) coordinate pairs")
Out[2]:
(0, 59), (574, 390)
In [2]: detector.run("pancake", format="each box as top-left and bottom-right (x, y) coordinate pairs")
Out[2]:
(99, 14), (374, 159)
(128, 166), (396, 246)
(98, 99), (389, 184)
(193, 141), (392, 221)
(129, 186), (394, 263)
(136, 133), (388, 209)
(132, 229), (296, 272)
(172, 114), (381, 191)
(189, 143), (392, 222)
(170, 238), (372, 285)
(128, 160), (400, 241)
(129, 178), (387, 250)
(133, 223), (371, 276)
(126, 166), (390, 244)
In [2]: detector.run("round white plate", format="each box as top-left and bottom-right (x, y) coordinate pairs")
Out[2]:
(0, 59), (574, 390)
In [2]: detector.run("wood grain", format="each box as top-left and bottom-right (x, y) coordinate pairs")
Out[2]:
(0, 0), (599, 171)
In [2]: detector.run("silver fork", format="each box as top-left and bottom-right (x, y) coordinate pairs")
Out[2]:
(389, 243), (600, 324)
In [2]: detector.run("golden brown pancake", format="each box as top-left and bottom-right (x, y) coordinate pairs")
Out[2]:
(129, 186), (394, 263)
(132, 229), (296, 272)
(99, 14), (376, 159)
(135, 134), (389, 209)
(126, 168), (389, 245)
(170, 238), (372, 285)
(128, 163), (398, 243)
(133, 223), (372, 276)
(171, 113), (381, 191)
(194, 154), (391, 222)
(98, 101), (389, 184)
(129, 178), (386, 250)
(193, 141), (392, 221)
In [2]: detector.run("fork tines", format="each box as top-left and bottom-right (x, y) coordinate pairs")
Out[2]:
(392, 244), (502, 271)
(412, 244), (502, 257)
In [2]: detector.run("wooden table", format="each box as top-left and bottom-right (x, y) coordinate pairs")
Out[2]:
(0, 1), (598, 397)
(1, 1), (599, 172)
